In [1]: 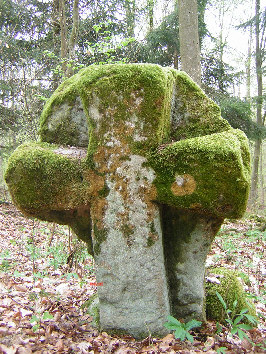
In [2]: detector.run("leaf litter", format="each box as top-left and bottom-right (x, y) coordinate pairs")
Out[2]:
(0, 202), (265, 353)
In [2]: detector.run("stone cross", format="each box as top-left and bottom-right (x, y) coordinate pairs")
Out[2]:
(5, 64), (250, 338)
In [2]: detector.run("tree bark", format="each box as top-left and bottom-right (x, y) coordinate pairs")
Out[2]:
(147, 0), (154, 31)
(178, 0), (201, 86)
(66, 0), (79, 77)
(250, 0), (263, 206)
(52, 0), (61, 56)
(260, 145), (264, 208)
(173, 48), (179, 70)
(59, 0), (68, 77)
(246, 27), (252, 101)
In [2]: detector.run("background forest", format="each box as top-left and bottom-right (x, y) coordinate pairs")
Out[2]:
(0, 0), (265, 209)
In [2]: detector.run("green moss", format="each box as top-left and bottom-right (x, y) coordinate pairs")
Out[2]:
(4, 142), (88, 217)
(70, 215), (93, 255)
(150, 221), (156, 234)
(147, 236), (155, 247)
(39, 64), (177, 153)
(149, 129), (251, 219)
(119, 155), (131, 162)
(206, 267), (256, 324)
(169, 71), (231, 141)
(40, 113), (81, 146)
(93, 223), (107, 256)
(98, 182), (110, 198)
(81, 293), (100, 328)
(146, 222), (158, 247)
(6, 64), (251, 241)
(39, 66), (250, 221)
(121, 223), (134, 246)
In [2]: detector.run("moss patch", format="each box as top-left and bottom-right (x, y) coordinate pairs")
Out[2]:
(170, 71), (231, 141)
(38, 64), (250, 220)
(93, 223), (108, 256)
(149, 129), (250, 219)
(81, 293), (100, 328)
(206, 267), (256, 324)
(40, 64), (177, 154)
(4, 142), (90, 217)
(6, 63), (251, 257)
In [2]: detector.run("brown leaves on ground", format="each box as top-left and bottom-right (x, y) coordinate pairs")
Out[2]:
(0, 203), (265, 353)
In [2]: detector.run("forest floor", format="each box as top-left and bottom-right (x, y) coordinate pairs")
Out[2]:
(0, 202), (265, 353)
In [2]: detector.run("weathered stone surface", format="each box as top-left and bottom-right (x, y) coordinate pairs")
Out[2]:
(42, 97), (89, 147)
(5, 64), (251, 338)
(162, 208), (222, 322)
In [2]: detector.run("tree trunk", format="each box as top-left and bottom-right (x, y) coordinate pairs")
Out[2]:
(66, 0), (79, 77)
(246, 26), (252, 101)
(124, 0), (136, 37)
(260, 145), (264, 208)
(52, 0), (61, 56)
(178, 0), (201, 86)
(173, 48), (179, 70)
(59, 0), (68, 77)
(250, 0), (263, 207)
(147, 0), (154, 31)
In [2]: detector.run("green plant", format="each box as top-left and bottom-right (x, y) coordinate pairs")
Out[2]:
(0, 259), (11, 272)
(13, 270), (24, 278)
(47, 242), (68, 270)
(0, 250), (16, 272)
(216, 291), (257, 341)
(26, 243), (41, 260)
(245, 229), (265, 242)
(164, 315), (202, 343)
(30, 311), (53, 332)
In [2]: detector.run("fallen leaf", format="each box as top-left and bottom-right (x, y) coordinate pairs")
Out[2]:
(204, 336), (215, 351)
(14, 284), (28, 292)
(0, 344), (16, 354)
(161, 333), (175, 344)
(55, 339), (64, 352)
(16, 347), (32, 354)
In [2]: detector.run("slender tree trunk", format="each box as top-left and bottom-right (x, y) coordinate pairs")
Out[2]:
(124, 0), (136, 37)
(246, 26), (252, 101)
(52, 0), (61, 56)
(178, 0), (201, 86)
(147, 0), (154, 30)
(173, 48), (179, 69)
(59, 0), (68, 76)
(250, 0), (263, 206)
(66, 0), (79, 77)
(260, 144), (264, 208)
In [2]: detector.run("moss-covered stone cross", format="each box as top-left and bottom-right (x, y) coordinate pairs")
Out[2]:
(5, 64), (250, 338)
